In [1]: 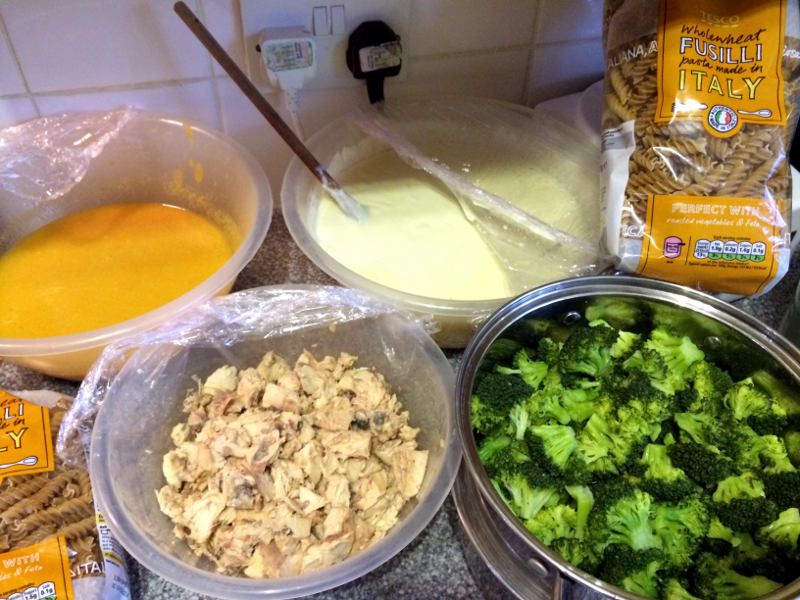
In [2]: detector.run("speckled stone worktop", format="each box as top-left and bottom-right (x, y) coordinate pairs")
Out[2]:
(2, 210), (799, 600)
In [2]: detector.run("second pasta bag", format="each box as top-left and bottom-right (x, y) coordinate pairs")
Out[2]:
(601, 0), (800, 295)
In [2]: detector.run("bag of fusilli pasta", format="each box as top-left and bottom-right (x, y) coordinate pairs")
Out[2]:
(0, 390), (131, 600)
(601, 0), (800, 295)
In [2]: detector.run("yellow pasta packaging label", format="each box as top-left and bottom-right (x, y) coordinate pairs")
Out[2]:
(655, 0), (786, 137)
(601, 0), (799, 295)
(635, 195), (783, 294)
(0, 536), (75, 600)
(0, 390), (54, 484)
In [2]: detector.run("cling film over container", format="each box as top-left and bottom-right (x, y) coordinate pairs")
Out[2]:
(601, 0), (800, 295)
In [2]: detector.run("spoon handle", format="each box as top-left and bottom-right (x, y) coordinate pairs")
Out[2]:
(174, 3), (328, 186)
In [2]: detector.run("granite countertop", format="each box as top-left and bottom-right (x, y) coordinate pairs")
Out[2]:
(2, 210), (799, 600)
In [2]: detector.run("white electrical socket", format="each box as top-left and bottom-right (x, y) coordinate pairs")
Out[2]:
(241, 0), (410, 90)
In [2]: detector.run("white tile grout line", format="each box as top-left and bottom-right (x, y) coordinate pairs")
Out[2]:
(195, 0), (226, 133)
(522, 0), (542, 107)
(0, 10), (40, 116)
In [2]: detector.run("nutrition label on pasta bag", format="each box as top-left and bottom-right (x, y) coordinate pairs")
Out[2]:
(636, 194), (785, 294)
(0, 536), (74, 600)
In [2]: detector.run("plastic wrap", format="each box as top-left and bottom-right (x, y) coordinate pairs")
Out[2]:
(601, 0), (800, 295)
(58, 284), (438, 460)
(0, 108), (135, 203)
(350, 98), (609, 294)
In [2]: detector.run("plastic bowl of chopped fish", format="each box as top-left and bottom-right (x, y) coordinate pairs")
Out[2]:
(87, 284), (461, 600)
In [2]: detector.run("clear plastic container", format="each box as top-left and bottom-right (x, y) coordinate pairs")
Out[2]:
(87, 284), (460, 599)
(0, 111), (272, 379)
(280, 97), (604, 349)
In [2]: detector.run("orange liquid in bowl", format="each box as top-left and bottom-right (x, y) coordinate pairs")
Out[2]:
(0, 202), (235, 338)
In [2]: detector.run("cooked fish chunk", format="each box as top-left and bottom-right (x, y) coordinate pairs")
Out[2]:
(203, 365), (238, 394)
(301, 533), (354, 572)
(183, 492), (226, 543)
(317, 430), (372, 459)
(256, 351), (292, 383)
(323, 474), (351, 508)
(352, 469), (388, 512)
(374, 446), (429, 498)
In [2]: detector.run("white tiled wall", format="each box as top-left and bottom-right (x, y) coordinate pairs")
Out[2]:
(0, 0), (605, 204)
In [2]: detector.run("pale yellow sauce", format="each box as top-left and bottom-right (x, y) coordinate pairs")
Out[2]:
(315, 148), (594, 301)
(315, 150), (514, 301)
(0, 203), (234, 338)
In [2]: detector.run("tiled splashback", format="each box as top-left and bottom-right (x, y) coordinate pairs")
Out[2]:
(0, 0), (605, 203)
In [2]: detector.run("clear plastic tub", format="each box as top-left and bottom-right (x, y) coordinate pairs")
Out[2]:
(280, 97), (604, 349)
(0, 111), (272, 379)
(87, 284), (460, 599)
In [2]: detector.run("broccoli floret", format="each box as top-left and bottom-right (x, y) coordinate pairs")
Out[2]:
(705, 517), (745, 554)
(763, 470), (800, 511)
(650, 301), (723, 338)
(536, 336), (562, 366)
(674, 386), (702, 414)
(663, 578), (703, 600)
(667, 442), (733, 487)
(558, 323), (617, 380)
(756, 507), (800, 551)
(557, 387), (597, 424)
(713, 498), (779, 534)
(530, 391), (571, 426)
(584, 296), (643, 330)
(495, 349), (549, 389)
(577, 413), (627, 475)
(478, 337), (522, 373)
(606, 362), (676, 422)
(623, 348), (680, 395)
(786, 430), (800, 466)
(673, 411), (737, 454)
(644, 328), (705, 386)
(690, 360), (734, 406)
(476, 434), (511, 465)
(651, 497), (710, 569)
(565, 484), (594, 539)
(550, 537), (601, 572)
(724, 378), (788, 433)
(747, 412), (790, 437)
(711, 473), (779, 532)
(594, 488), (661, 552)
(524, 504), (577, 545)
(507, 403), (530, 440)
(692, 552), (782, 600)
(471, 372), (534, 434)
(599, 544), (667, 599)
(610, 330), (642, 359)
(525, 424), (578, 471)
(712, 472), (766, 503)
(751, 369), (800, 419)
(495, 468), (560, 521)
(753, 434), (796, 474)
(635, 443), (698, 501)
(529, 369), (599, 427)
(735, 427), (794, 473)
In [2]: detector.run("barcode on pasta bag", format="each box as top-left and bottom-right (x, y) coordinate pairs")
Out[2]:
(95, 514), (131, 600)
(601, 0), (800, 295)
